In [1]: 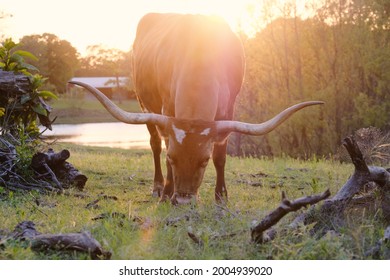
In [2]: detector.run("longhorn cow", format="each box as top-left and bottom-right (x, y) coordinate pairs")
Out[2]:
(69, 13), (323, 205)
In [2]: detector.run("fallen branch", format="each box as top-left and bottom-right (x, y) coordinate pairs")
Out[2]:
(31, 232), (111, 260)
(251, 189), (331, 244)
(329, 137), (390, 204)
(0, 221), (111, 259)
(313, 137), (390, 231)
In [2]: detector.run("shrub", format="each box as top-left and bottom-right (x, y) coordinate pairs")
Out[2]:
(0, 38), (57, 137)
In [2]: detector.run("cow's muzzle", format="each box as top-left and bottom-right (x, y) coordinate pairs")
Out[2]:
(170, 192), (198, 205)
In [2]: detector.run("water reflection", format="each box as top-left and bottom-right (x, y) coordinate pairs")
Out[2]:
(41, 122), (150, 149)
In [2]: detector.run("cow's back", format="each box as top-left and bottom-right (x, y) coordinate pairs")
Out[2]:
(132, 13), (245, 121)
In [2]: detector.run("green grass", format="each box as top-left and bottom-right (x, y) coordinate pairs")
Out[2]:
(0, 144), (386, 260)
(49, 95), (142, 124)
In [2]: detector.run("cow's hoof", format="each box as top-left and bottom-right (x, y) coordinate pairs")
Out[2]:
(152, 185), (164, 198)
(152, 190), (160, 198)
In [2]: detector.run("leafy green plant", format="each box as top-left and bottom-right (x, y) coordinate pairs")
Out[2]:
(0, 38), (57, 136)
(14, 126), (38, 177)
(0, 38), (38, 74)
(22, 73), (58, 132)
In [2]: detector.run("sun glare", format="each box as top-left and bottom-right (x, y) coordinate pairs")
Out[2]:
(135, 0), (261, 43)
(173, 0), (253, 30)
(1, 0), (262, 54)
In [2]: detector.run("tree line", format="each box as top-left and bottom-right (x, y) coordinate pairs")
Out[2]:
(12, 34), (132, 93)
(2, 0), (389, 157)
(233, 0), (389, 157)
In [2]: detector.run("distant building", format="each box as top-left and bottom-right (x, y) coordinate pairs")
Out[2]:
(67, 77), (135, 100)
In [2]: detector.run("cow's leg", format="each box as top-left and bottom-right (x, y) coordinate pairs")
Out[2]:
(147, 124), (164, 197)
(160, 138), (174, 202)
(213, 139), (228, 203)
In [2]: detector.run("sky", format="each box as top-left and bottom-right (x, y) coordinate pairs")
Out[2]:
(0, 0), (262, 55)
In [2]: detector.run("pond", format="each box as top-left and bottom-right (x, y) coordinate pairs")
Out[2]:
(41, 122), (150, 149)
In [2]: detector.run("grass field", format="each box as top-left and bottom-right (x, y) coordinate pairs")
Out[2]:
(0, 143), (386, 260)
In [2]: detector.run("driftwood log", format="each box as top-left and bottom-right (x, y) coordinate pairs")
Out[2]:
(31, 148), (88, 190)
(0, 221), (111, 259)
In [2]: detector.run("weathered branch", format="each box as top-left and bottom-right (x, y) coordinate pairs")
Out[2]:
(0, 221), (111, 259)
(31, 232), (111, 260)
(331, 137), (370, 202)
(31, 149), (70, 169)
(319, 137), (390, 226)
(251, 189), (331, 244)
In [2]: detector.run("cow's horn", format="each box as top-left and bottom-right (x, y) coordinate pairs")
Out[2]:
(215, 101), (324, 135)
(68, 81), (168, 127)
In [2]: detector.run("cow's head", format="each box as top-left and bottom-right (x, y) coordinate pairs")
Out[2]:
(163, 119), (219, 204)
(68, 81), (323, 205)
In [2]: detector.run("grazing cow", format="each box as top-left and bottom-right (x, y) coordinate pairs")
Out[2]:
(69, 13), (323, 205)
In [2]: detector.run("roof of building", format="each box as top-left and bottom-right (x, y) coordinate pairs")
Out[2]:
(69, 77), (129, 89)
